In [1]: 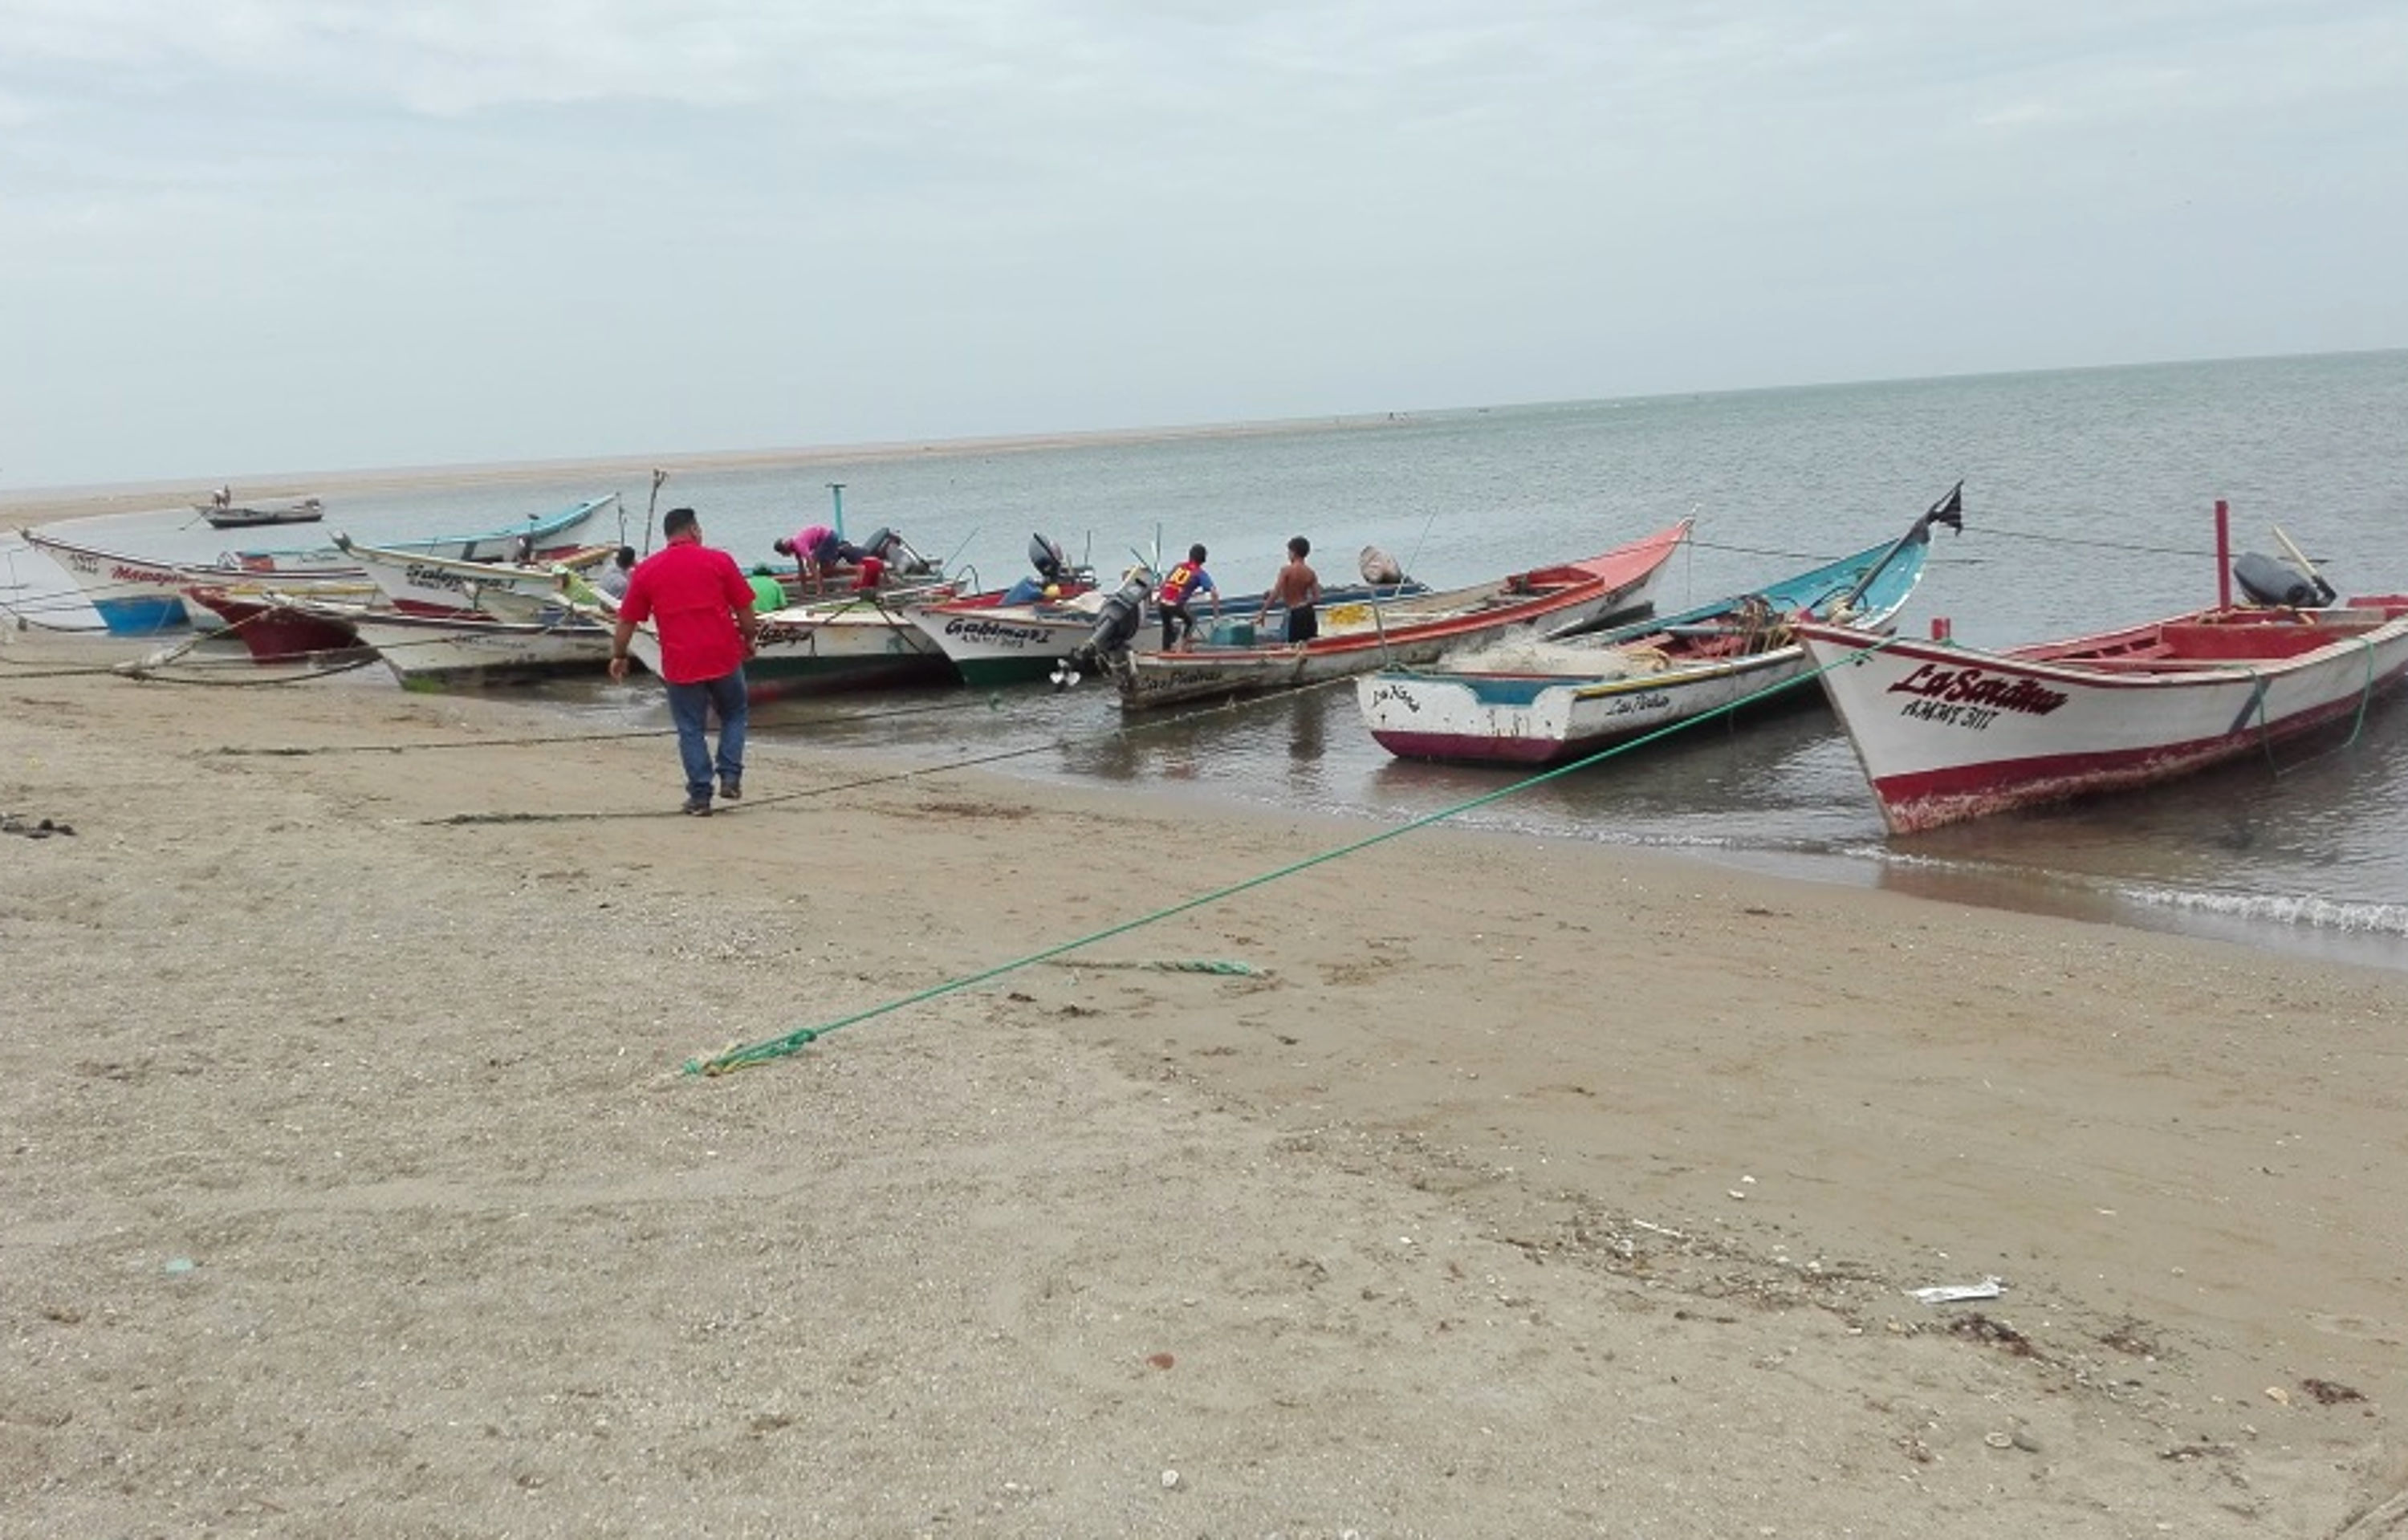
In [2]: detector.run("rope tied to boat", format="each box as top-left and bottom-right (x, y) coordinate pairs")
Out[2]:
(2342, 634), (2380, 750)
(678, 634), (1904, 1079)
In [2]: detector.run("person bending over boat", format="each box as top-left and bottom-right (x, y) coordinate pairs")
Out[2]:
(1258, 536), (1322, 645)
(774, 523), (842, 587)
(1156, 545), (1218, 651)
(610, 507), (757, 817)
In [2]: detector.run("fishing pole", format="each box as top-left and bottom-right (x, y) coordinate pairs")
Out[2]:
(641, 467), (667, 556)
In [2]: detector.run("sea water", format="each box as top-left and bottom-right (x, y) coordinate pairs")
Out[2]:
(9, 348), (2407, 969)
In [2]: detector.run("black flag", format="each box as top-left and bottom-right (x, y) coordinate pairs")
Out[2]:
(1926, 480), (1965, 534)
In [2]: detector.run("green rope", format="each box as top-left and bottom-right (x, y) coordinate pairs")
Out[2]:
(2341, 635), (2378, 749)
(680, 634), (1901, 1076)
(1039, 958), (1266, 975)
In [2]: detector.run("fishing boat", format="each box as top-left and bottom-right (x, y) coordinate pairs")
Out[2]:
(18, 533), (253, 635)
(198, 496), (326, 530)
(911, 574), (1425, 688)
(338, 603), (619, 689)
(623, 581), (967, 701)
(183, 583), (375, 663)
(1355, 488), (1959, 766)
(21, 494), (620, 636)
(1093, 520), (1693, 713)
(333, 533), (620, 617)
(1796, 503), (2408, 833)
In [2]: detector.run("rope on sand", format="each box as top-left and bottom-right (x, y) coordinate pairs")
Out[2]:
(680, 637), (1904, 1077)
(1038, 958), (1266, 976)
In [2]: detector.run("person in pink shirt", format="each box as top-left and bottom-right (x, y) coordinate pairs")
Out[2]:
(608, 507), (758, 816)
(773, 523), (846, 587)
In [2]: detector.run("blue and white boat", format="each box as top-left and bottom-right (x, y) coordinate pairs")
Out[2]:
(22, 494), (617, 636)
(1356, 486), (1961, 766)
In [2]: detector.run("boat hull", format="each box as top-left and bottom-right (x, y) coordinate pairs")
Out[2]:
(910, 607), (1098, 686)
(340, 537), (615, 618)
(1798, 606), (2408, 833)
(184, 587), (369, 662)
(348, 610), (614, 689)
(1360, 648), (1815, 766)
(202, 500), (325, 530)
(24, 538), (205, 634)
(628, 601), (958, 702)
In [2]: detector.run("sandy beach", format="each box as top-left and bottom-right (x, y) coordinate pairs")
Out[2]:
(6, 583), (2408, 1538)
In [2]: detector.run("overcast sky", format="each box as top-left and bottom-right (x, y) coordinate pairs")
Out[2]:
(3, 1), (2402, 490)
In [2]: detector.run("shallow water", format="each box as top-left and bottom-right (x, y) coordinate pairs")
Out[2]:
(9, 348), (2407, 971)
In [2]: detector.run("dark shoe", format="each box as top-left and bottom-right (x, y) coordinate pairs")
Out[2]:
(681, 796), (713, 817)
(719, 777), (742, 802)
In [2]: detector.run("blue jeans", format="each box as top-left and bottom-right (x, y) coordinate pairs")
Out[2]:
(664, 669), (747, 802)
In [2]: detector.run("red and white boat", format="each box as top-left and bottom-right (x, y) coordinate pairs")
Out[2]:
(1798, 510), (2408, 834)
(184, 583), (375, 662)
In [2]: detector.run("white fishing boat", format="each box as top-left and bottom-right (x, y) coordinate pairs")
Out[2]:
(334, 532), (618, 617)
(1797, 508), (2408, 832)
(339, 604), (619, 689)
(621, 583), (965, 701)
(1357, 490), (1956, 766)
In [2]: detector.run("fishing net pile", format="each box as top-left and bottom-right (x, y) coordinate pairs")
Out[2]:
(1446, 638), (1673, 677)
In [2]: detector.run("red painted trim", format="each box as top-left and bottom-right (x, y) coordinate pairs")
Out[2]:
(1369, 730), (1580, 766)
(1870, 684), (2402, 831)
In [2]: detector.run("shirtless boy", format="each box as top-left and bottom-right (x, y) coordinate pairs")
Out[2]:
(1259, 536), (1322, 645)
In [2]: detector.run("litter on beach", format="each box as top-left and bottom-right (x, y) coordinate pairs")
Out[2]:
(1907, 1277), (2006, 1305)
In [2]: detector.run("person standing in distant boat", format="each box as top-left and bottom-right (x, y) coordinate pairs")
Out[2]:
(1257, 536), (1321, 645)
(1156, 544), (1217, 651)
(609, 507), (757, 817)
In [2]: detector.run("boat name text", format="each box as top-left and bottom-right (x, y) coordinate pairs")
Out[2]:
(404, 564), (476, 594)
(942, 617), (1051, 647)
(1885, 663), (2067, 718)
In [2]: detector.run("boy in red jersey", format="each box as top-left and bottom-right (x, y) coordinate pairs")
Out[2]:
(1155, 544), (1217, 651)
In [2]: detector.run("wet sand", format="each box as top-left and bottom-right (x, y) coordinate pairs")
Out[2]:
(7, 614), (2408, 1537)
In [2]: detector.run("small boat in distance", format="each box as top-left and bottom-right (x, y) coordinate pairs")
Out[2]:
(1357, 486), (1960, 766)
(1798, 503), (2408, 833)
(199, 494), (327, 530)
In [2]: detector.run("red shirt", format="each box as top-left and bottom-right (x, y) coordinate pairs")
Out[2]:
(619, 538), (752, 684)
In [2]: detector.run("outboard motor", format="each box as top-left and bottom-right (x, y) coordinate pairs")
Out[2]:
(1052, 567), (1153, 689)
(1360, 545), (1405, 587)
(1028, 533), (1067, 583)
(2233, 551), (2336, 609)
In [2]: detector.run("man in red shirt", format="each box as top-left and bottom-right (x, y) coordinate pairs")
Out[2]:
(608, 507), (759, 815)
